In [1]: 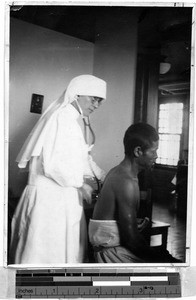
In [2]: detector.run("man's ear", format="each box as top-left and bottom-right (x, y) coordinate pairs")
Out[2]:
(134, 146), (143, 158)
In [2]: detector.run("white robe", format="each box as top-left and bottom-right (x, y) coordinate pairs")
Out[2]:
(10, 104), (102, 264)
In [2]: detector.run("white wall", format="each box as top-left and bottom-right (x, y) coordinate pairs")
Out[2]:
(91, 10), (138, 173)
(9, 18), (94, 196)
(9, 13), (138, 197)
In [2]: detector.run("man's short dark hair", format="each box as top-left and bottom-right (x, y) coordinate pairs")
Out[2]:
(123, 123), (159, 158)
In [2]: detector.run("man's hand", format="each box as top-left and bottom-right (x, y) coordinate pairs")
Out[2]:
(137, 217), (150, 232)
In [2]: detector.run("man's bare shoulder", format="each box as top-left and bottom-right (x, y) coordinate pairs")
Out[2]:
(93, 164), (139, 220)
(104, 165), (138, 193)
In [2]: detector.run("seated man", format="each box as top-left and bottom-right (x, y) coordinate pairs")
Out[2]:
(89, 123), (180, 263)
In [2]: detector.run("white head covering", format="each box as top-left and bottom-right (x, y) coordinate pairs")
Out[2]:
(16, 74), (107, 168)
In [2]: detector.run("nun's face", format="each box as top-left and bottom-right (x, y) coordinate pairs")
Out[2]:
(77, 95), (103, 116)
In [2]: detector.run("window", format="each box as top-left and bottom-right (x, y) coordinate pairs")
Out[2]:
(157, 102), (183, 166)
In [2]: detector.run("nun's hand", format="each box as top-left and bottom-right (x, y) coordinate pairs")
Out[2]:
(80, 183), (94, 204)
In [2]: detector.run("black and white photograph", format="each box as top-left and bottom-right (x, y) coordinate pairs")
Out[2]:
(7, 3), (194, 266)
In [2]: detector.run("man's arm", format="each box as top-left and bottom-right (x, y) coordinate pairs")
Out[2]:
(116, 179), (172, 262)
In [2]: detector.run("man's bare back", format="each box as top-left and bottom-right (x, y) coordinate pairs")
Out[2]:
(93, 161), (140, 222)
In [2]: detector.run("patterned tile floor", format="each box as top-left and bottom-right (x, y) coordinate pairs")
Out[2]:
(151, 201), (187, 262)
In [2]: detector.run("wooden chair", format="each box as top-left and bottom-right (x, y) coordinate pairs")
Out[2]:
(138, 189), (170, 250)
(150, 220), (170, 250)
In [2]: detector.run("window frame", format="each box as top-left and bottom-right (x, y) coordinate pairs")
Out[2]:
(156, 95), (189, 168)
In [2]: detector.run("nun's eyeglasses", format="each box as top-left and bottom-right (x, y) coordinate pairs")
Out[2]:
(91, 97), (104, 105)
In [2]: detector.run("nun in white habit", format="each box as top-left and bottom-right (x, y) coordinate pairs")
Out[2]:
(10, 74), (107, 264)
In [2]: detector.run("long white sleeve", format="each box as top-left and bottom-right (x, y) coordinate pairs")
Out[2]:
(84, 154), (106, 181)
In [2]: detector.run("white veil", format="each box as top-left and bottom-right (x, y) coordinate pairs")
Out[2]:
(16, 74), (107, 168)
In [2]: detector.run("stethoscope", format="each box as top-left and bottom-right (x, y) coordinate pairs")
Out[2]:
(74, 97), (101, 194)
(74, 97), (96, 146)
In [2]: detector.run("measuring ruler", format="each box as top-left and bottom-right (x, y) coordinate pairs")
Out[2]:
(16, 268), (181, 298)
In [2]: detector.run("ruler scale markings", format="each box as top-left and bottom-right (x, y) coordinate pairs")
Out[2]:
(16, 286), (181, 298)
(36, 287), (47, 296)
(80, 286), (91, 296)
(16, 270), (181, 298)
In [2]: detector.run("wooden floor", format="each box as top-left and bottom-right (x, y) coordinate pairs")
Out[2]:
(151, 201), (187, 262)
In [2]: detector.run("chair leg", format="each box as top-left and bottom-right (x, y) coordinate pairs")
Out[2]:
(161, 228), (169, 250)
